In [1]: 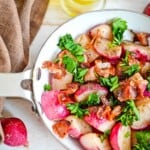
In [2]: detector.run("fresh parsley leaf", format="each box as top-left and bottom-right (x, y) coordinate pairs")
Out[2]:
(120, 51), (140, 77)
(109, 96), (120, 107)
(100, 130), (110, 142)
(112, 18), (128, 45)
(62, 55), (78, 73)
(80, 93), (101, 107)
(99, 76), (119, 92)
(123, 64), (140, 76)
(134, 130), (150, 150)
(57, 34), (85, 62)
(146, 77), (150, 91)
(67, 103), (89, 118)
(44, 84), (51, 91)
(117, 100), (140, 126)
(74, 67), (88, 84)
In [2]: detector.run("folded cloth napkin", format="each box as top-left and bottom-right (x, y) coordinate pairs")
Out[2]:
(0, 0), (49, 115)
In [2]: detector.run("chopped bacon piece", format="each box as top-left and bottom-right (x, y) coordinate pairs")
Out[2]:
(114, 73), (148, 101)
(62, 83), (79, 95)
(42, 61), (66, 79)
(52, 120), (70, 138)
(95, 59), (116, 77)
(135, 32), (149, 46)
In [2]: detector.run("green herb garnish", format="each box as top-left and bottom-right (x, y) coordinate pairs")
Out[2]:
(43, 84), (51, 91)
(134, 131), (150, 150)
(80, 93), (101, 107)
(100, 130), (111, 142)
(146, 77), (150, 91)
(99, 76), (119, 92)
(120, 51), (140, 77)
(57, 34), (85, 62)
(62, 55), (78, 74)
(112, 18), (128, 46)
(74, 67), (88, 84)
(117, 100), (140, 126)
(67, 103), (89, 118)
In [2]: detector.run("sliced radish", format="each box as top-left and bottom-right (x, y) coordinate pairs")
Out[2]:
(75, 33), (91, 48)
(84, 47), (99, 63)
(84, 112), (115, 132)
(123, 41), (150, 62)
(41, 91), (70, 120)
(66, 115), (92, 138)
(0, 118), (28, 146)
(94, 38), (122, 60)
(110, 122), (131, 150)
(50, 71), (73, 90)
(89, 24), (113, 40)
(80, 133), (111, 150)
(131, 98), (150, 130)
(75, 83), (108, 102)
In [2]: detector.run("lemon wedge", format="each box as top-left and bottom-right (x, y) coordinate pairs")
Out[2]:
(60, 0), (105, 17)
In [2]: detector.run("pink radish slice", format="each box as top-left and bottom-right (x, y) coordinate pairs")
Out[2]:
(66, 115), (92, 138)
(89, 24), (113, 40)
(131, 99), (150, 130)
(94, 38), (122, 60)
(80, 133), (111, 150)
(1, 118), (28, 146)
(50, 71), (73, 90)
(41, 90), (70, 120)
(110, 122), (131, 150)
(84, 112), (115, 132)
(75, 83), (108, 102)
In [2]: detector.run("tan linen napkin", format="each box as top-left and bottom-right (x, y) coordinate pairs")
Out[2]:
(0, 0), (49, 117)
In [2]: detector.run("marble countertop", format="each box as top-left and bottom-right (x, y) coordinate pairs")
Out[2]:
(1, 0), (149, 150)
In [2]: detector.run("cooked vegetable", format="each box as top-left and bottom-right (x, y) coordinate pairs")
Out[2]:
(42, 18), (150, 150)
(112, 18), (128, 45)
(117, 100), (139, 126)
(133, 130), (150, 150)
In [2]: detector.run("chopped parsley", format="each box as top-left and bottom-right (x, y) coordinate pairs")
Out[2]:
(43, 83), (51, 91)
(112, 18), (128, 46)
(67, 103), (89, 118)
(99, 76), (119, 92)
(57, 34), (85, 62)
(117, 100), (140, 126)
(120, 51), (140, 77)
(100, 130), (111, 142)
(133, 130), (150, 150)
(146, 77), (150, 91)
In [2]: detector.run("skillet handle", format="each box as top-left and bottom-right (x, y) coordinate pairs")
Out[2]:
(0, 70), (33, 102)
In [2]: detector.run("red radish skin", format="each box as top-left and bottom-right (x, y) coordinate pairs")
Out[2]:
(144, 3), (150, 16)
(1, 118), (28, 146)
(110, 123), (131, 150)
(66, 115), (92, 138)
(84, 113), (115, 132)
(41, 91), (70, 120)
(80, 133), (111, 150)
(75, 83), (108, 102)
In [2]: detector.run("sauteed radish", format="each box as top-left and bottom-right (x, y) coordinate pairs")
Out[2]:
(41, 18), (150, 150)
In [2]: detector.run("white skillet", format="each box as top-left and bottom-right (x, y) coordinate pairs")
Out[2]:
(0, 10), (150, 150)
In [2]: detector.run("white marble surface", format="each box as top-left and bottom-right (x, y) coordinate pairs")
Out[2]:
(1, 0), (150, 150)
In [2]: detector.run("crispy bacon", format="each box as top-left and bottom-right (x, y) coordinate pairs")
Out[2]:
(95, 59), (116, 77)
(42, 61), (66, 79)
(52, 120), (70, 138)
